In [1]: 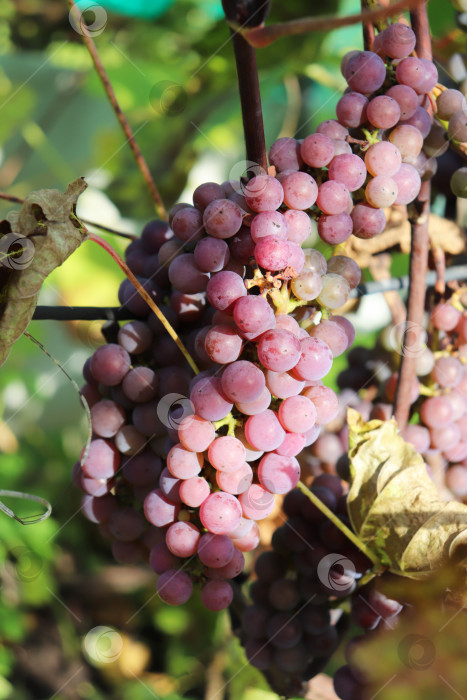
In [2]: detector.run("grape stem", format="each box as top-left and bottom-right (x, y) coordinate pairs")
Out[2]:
(296, 480), (381, 567)
(236, 0), (425, 48)
(67, 0), (167, 219)
(223, 7), (267, 170)
(393, 2), (432, 429)
(360, 0), (376, 51)
(87, 232), (200, 374)
(213, 413), (242, 436)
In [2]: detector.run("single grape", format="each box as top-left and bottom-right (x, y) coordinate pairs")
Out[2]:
(281, 172), (318, 210)
(157, 569), (193, 605)
(335, 92), (368, 128)
(317, 273), (351, 309)
(269, 137), (303, 172)
(365, 175), (398, 208)
(291, 269), (323, 301)
(250, 210), (288, 242)
(344, 51), (386, 93)
(437, 89), (467, 120)
(171, 206), (204, 243)
(367, 95), (401, 129)
(380, 23), (416, 58)
(165, 521), (200, 557)
(364, 141), (402, 177)
(300, 133), (335, 168)
(208, 435), (246, 473)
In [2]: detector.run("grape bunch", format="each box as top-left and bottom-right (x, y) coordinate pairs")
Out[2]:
(238, 475), (404, 697)
(75, 181), (362, 612)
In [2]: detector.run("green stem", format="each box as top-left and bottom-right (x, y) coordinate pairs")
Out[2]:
(296, 480), (381, 567)
(214, 413), (242, 436)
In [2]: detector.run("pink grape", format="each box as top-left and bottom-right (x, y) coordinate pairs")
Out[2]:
(293, 337), (333, 381)
(430, 423), (462, 451)
(275, 432), (306, 457)
(178, 414), (216, 453)
(344, 51), (386, 93)
(206, 547), (245, 579)
(157, 569), (193, 605)
(168, 253), (209, 294)
(431, 303), (461, 331)
(389, 125), (423, 159)
(418, 58), (438, 94)
(250, 210), (288, 242)
(257, 329), (301, 372)
(365, 175), (398, 208)
(381, 23), (416, 58)
(437, 89), (467, 121)
(216, 462), (253, 495)
(82, 439), (119, 480)
(283, 209), (312, 245)
(304, 248), (327, 274)
(165, 521), (200, 557)
(239, 484), (276, 520)
(266, 370), (305, 400)
(316, 181), (352, 216)
(159, 467), (181, 501)
(275, 314), (303, 337)
(81, 493), (117, 524)
(197, 533), (234, 568)
(208, 436), (246, 473)
(144, 488), (181, 527)
(432, 357), (463, 388)
(194, 237), (230, 272)
(235, 386), (272, 416)
(399, 105), (432, 138)
(287, 241), (305, 274)
(400, 424), (430, 453)
(309, 319), (349, 357)
(317, 213), (353, 245)
(245, 409), (286, 451)
(149, 543), (178, 574)
(300, 133), (335, 168)
(118, 320), (153, 354)
(392, 163), (421, 205)
(351, 203), (386, 238)
(221, 360), (266, 403)
(396, 57), (426, 91)
(254, 236), (290, 271)
(233, 295), (275, 336)
(167, 443), (203, 479)
(122, 366), (158, 403)
(235, 428), (264, 461)
(206, 271), (246, 312)
(200, 492), (242, 534)
(231, 521), (261, 551)
(386, 84), (418, 120)
(420, 395), (453, 428)
(258, 453), (301, 495)
(190, 376), (233, 421)
(201, 580), (233, 611)
(303, 385), (339, 424)
(316, 119), (348, 140)
(335, 92), (368, 127)
(291, 270), (323, 301)
(269, 137), (303, 172)
(90, 344), (130, 386)
(171, 206), (204, 242)
(364, 141), (402, 177)
(281, 172), (318, 210)
(229, 226), (255, 263)
(179, 476), (211, 507)
(328, 154), (367, 191)
(367, 95), (401, 128)
(326, 256), (361, 288)
(244, 175), (284, 212)
(317, 273), (351, 309)
(203, 198), (243, 238)
(205, 324), (243, 363)
(193, 181), (225, 211)
(278, 395), (317, 433)
(91, 400), (126, 438)
(448, 110), (467, 143)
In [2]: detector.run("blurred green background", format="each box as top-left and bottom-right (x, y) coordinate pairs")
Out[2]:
(0, 1), (461, 699)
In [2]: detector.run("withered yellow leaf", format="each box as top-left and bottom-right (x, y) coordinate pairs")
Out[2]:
(0, 179), (87, 366)
(347, 409), (467, 579)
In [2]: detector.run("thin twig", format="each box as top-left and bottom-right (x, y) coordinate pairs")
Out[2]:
(238, 0), (424, 48)
(0, 191), (135, 240)
(67, 0), (167, 219)
(394, 2), (432, 430)
(28, 265), (467, 320)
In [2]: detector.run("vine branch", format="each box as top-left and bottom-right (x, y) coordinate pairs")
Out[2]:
(237, 0), (425, 48)
(393, 1), (432, 429)
(67, 0), (167, 219)
(222, 1), (268, 171)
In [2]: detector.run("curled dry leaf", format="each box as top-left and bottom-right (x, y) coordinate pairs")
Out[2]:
(347, 408), (467, 579)
(0, 178), (87, 366)
(344, 208), (465, 269)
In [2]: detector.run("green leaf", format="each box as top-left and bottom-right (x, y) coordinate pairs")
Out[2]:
(0, 179), (87, 366)
(347, 409), (467, 579)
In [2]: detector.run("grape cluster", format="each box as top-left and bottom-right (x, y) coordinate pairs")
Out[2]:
(75, 174), (362, 611)
(265, 23), (449, 247)
(238, 475), (404, 697)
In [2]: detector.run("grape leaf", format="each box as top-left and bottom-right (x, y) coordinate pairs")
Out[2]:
(347, 409), (467, 579)
(0, 178), (87, 366)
